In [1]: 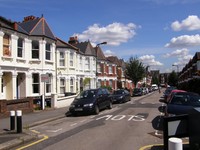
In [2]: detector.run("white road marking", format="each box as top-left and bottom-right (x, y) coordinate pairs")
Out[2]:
(70, 123), (78, 126)
(46, 128), (62, 133)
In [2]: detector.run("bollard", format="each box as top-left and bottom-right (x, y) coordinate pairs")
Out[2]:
(16, 110), (22, 133)
(169, 137), (183, 150)
(10, 111), (15, 130)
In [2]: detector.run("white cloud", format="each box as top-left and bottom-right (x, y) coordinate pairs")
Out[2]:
(139, 55), (163, 66)
(73, 22), (140, 46)
(165, 34), (200, 48)
(171, 15), (200, 31)
(104, 50), (115, 57)
(164, 48), (193, 69)
(163, 48), (189, 58)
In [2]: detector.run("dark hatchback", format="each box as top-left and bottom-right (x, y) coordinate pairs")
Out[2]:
(69, 88), (113, 115)
(165, 92), (200, 116)
(112, 89), (131, 103)
(133, 88), (143, 96)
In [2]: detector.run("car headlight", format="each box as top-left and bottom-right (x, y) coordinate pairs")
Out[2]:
(119, 96), (123, 99)
(84, 103), (93, 107)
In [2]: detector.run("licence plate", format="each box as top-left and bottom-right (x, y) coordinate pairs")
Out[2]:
(75, 108), (83, 111)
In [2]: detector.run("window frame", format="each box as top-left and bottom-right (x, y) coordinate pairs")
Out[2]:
(32, 40), (39, 59)
(3, 34), (11, 56)
(32, 73), (40, 94)
(45, 43), (51, 60)
(17, 38), (24, 58)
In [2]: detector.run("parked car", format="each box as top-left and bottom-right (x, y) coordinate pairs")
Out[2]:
(112, 89), (131, 103)
(165, 92), (200, 116)
(69, 88), (113, 115)
(164, 89), (186, 103)
(133, 88), (143, 96)
(163, 86), (177, 101)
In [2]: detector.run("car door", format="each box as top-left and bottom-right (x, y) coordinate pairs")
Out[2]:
(97, 89), (104, 109)
(102, 88), (111, 107)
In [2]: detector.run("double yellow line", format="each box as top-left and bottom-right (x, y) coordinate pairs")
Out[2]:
(16, 130), (49, 150)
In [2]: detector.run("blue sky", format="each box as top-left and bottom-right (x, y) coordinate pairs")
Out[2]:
(1, 0), (200, 73)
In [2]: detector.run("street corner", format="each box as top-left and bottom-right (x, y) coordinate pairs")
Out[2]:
(0, 129), (38, 150)
(139, 144), (164, 150)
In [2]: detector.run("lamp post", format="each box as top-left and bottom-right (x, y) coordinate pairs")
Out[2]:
(95, 42), (107, 88)
(172, 64), (179, 73)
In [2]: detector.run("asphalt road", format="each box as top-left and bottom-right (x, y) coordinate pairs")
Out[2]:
(15, 90), (164, 150)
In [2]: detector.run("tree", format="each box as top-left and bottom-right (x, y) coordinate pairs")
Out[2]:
(125, 57), (146, 87)
(168, 71), (178, 86)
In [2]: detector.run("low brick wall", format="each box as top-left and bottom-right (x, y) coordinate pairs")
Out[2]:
(0, 97), (34, 118)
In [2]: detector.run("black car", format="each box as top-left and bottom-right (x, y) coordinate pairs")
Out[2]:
(112, 89), (131, 103)
(165, 92), (200, 116)
(69, 88), (113, 115)
(133, 88), (143, 96)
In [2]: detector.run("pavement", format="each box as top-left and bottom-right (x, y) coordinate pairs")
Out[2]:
(0, 107), (68, 150)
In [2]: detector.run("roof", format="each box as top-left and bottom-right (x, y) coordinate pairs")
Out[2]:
(17, 16), (56, 40)
(96, 46), (106, 60)
(74, 41), (95, 56)
(56, 37), (79, 51)
(106, 56), (121, 66)
(0, 16), (15, 30)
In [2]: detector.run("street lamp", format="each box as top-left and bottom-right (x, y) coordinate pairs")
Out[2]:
(95, 42), (107, 88)
(172, 64), (179, 73)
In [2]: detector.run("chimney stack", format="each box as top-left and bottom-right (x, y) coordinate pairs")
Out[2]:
(68, 36), (79, 45)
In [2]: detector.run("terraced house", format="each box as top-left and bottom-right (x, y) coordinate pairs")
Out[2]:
(0, 15), (56, 101)
(0, 15), (133, 114)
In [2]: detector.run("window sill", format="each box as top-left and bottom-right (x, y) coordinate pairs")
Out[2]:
(2, 56), (13, 61)
(45, 60), (54, 64)
(16, 58), (26, 63)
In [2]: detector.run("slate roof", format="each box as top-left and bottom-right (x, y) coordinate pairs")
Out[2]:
(17, 16), (56, 40)
(74, 41), (96, 56)
(0, 15), (56, 40)
(56, 37), (79, 51)
(0, 16), (14, 30)
(106, 56), (121, 66)
(96, 46), (106, 60)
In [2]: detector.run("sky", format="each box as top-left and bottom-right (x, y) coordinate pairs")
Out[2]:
(1, 0), (200, 73)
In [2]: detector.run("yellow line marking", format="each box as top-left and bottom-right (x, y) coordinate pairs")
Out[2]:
(139, 141), (189, 150)
(16, 130), (49, 150)
(139, 144), (163, 150)
(30, 129), (40, 134)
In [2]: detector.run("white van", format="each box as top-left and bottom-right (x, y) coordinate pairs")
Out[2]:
(151, 84), (158, 90)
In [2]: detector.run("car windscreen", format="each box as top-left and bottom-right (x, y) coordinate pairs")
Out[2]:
(170, 93), (200, 106)
(76, 90), (97, 99)
(114, 90), (124, 94)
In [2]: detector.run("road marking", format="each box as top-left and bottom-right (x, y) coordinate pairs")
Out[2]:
(96, 114), (146, 121)
(80, 119), (87, 123)
(70, 123), (77, 126)
(46, 128), (62, 133)
(16, 130), (48, 150)
(139, 144), (163, 150)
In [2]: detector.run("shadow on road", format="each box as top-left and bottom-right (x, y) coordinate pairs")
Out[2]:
(150, 145), (163, 150)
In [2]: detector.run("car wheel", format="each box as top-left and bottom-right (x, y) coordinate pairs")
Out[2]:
(94, 105), (99, 115)
(108, 101), (112, 109)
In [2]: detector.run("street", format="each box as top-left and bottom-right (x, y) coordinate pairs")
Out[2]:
(15, 90), (164, 150)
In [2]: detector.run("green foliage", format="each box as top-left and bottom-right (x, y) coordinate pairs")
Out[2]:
(101, 85), (112, 91)
(168, 71), (178, 86)
(152, 75), (159, 85)
(125, 57), (146, 86)
(83, 78), (90, 86)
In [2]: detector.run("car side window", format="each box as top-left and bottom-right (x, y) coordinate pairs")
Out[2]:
(98, 89), (103, 96)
